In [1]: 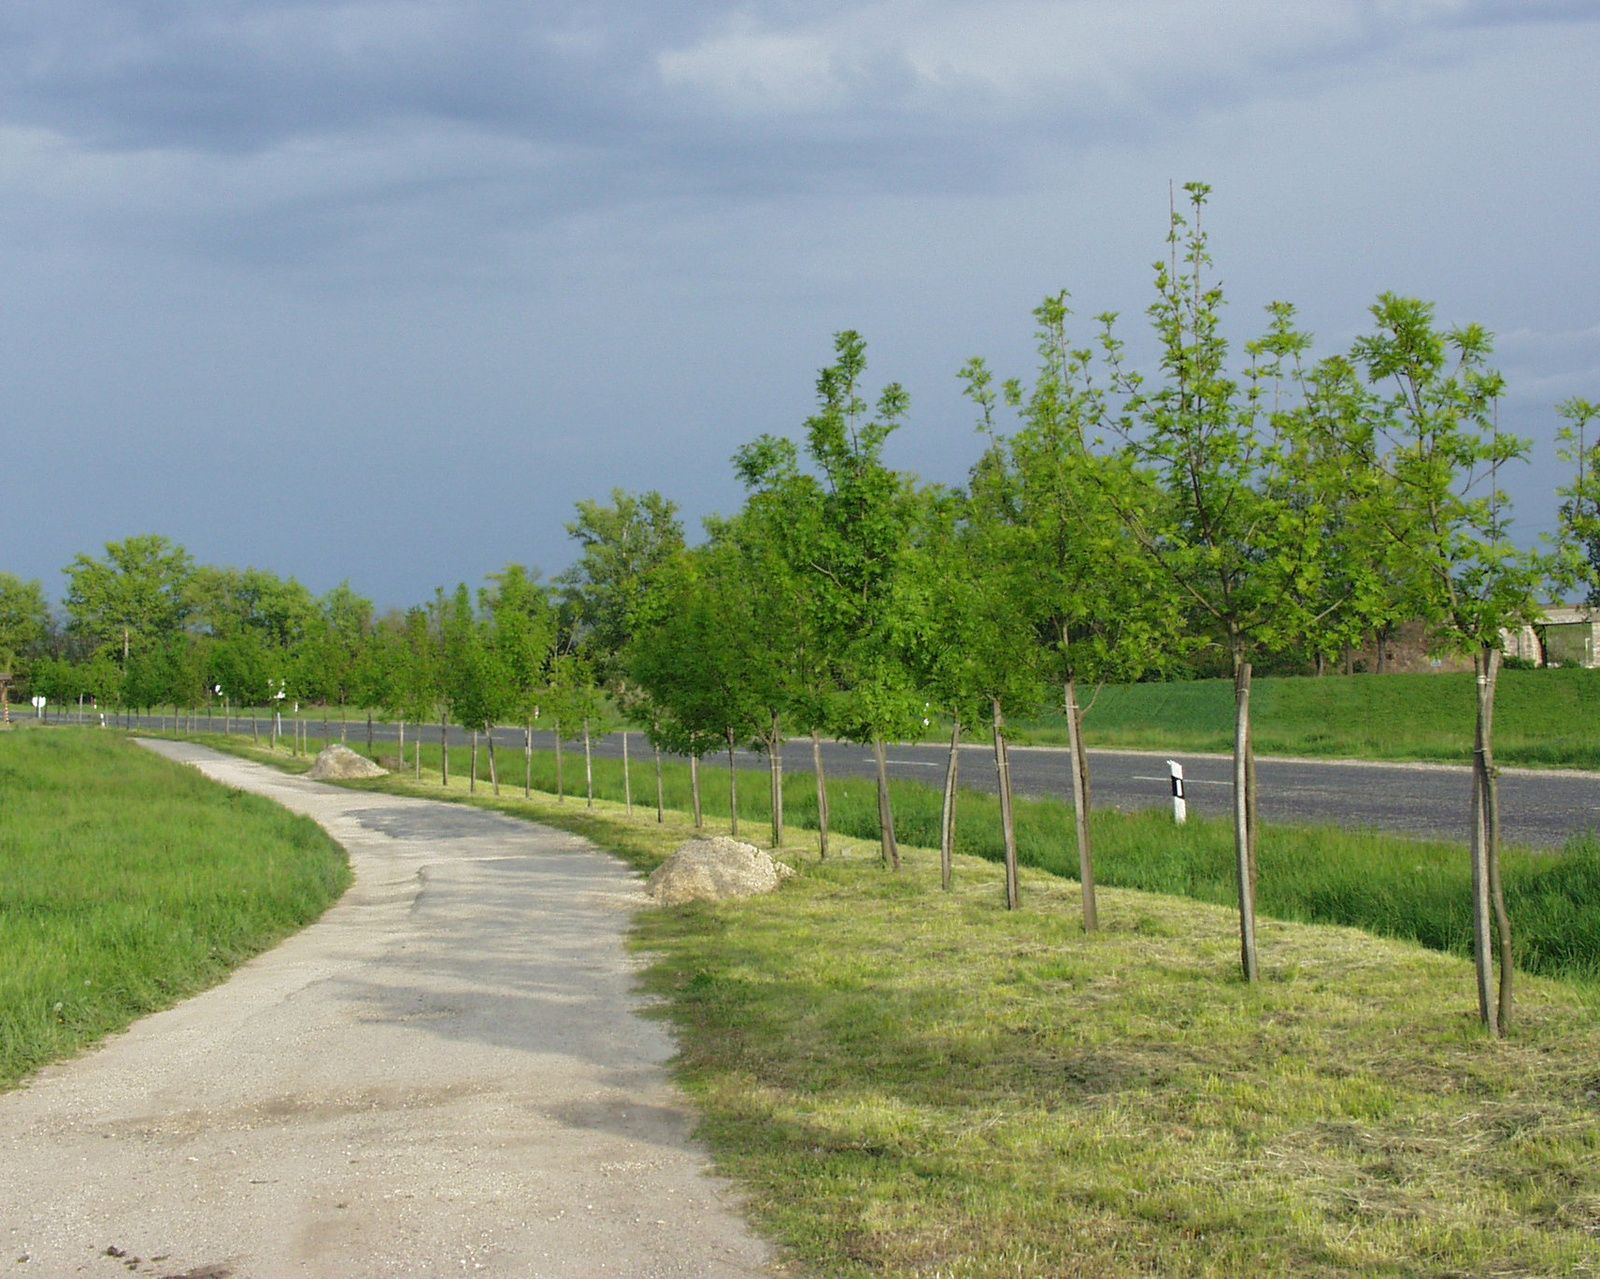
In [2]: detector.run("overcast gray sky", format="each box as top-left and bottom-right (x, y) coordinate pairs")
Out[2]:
(4, 0), (1597, 608)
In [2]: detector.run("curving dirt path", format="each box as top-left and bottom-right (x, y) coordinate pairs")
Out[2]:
(0, 741), (773, 1279)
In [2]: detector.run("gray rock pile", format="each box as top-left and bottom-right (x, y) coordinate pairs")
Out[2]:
(646, 836), (796, 905)
(305, 743), (389, 781)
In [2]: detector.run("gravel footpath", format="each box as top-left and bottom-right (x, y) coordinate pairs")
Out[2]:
(0, 741), (774, 1279)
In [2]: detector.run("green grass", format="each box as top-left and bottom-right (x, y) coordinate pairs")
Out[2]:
(635, 858), (1600, 1279)
(0, 727), (351, 1088)
(214, 738), (1600, 1278)
(1010, 667), (1600, 770)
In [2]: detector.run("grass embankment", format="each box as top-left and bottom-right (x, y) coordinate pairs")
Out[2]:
(216, 733), (1600, 1278)
(0, 728), (350, 1088)
(1012, 667), (1600, 770)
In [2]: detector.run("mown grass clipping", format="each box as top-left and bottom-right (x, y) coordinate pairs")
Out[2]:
(0, 729), (350, 1088)
(635, 859), (1600, 1278)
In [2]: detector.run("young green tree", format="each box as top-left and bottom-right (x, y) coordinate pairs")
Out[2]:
(297, 583), (374, 738)
(1553, 398), (1600, 608)
(707, 478), (842, 850)
(787, 330), (925, 867)
(437, 584), (513, 794)
(1342, 295), (1547, 1036)
(898, 480), (1044, 906)
(540, 652), (602, 804)
(559, 490), (685, 809)
(962, 295), (1186, 928)
(1097, 186), (1343, 980)
(730, 436), (844, 856)
(483, 564), (557, 798)
(629, 544), (763, 834)
(394, 606), (442, 775)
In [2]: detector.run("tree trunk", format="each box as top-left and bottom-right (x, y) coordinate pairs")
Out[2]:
(366, 711), (373, 753)
(487, 728), (499, 796)
(525, 722), (533, 799)
(622, 730), (633, 816)
(470, 730), (479, 793)
(583, 719), (594, 809)
(940, 717), (961, 891)
(1065, 679), (1098, 932)
(812, 729), (830, 860)
(554, 721), (565, 801)
(691, 753), (703, 828)
(726, 729), (739, 836)
(654, 743), (665, 823)
(872, 735), (899, 870)
(1233, 660), (1260, 983)
(340, 704), (347, 743)
(992, 699), (1019, 910)
(398, 719), (405, 767)
(1473, 644), (1513, 1037)
(441, 713), (449, 786)
(768, 713), (784, 848)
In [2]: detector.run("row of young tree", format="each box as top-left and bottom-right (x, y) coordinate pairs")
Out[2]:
(613, 186), (1600, 1041)
(4, 186), (1597, 1038)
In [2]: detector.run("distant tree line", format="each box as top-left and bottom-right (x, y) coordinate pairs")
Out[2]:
(4, 185), (1598, 1037)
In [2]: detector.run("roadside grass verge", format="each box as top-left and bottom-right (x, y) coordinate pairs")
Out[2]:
(635, 864), (1600, 1279)
(216, 733), (1600, 1278)
(183, 730), (1600, 991)
(1012, 667), (1600, 770)
(0, 728), (350, 1088)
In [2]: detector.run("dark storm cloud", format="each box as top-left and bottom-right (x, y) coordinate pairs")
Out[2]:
(5, 2), (1594, 185)
(0, 1), (666, 152)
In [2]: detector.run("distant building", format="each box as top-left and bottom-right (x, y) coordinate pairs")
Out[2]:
(1502, 607), (1599, 668)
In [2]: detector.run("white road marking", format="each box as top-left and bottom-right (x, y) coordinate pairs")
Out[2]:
(1132, 775), (1232, 785)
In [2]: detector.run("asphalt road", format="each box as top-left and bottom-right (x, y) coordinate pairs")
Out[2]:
(84, 710), (1600, 849)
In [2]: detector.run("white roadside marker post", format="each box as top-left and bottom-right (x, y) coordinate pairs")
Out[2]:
(1168, 759), (1187, 825)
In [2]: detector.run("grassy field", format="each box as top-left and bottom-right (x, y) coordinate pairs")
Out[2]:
(0, 727), (351, 1088)
(209, 737), (1600, 1278)
(1011, 667), (1600, 769)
